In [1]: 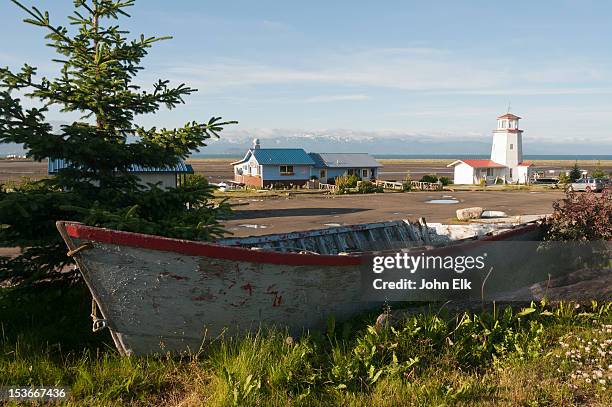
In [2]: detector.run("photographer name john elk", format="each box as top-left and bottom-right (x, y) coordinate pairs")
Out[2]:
(372, 277), (472, 291)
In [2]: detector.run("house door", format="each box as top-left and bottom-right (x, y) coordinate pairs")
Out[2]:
(320, 169), (326, 180)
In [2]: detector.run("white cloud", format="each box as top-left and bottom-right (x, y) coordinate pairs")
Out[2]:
(303, 94), (369, 103)
(161, 48), (612, 96)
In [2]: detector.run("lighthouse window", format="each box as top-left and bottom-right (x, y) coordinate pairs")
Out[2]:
(510, 144), (514, 150)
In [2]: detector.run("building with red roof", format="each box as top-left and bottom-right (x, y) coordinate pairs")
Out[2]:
(447, 112), (532, 184)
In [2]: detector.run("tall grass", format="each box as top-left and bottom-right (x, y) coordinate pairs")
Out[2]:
(1, 283), (610, 406)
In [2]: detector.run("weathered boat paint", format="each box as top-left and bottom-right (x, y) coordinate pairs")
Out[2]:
(56, 220), (541, 355)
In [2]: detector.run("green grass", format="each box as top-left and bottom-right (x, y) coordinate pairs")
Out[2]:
(1, 283), (610, 406)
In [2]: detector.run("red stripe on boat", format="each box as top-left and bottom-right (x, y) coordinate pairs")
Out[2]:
(64, 223), (362, 266)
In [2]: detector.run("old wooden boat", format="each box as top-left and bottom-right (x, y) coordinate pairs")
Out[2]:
(56, 218), (543, 355)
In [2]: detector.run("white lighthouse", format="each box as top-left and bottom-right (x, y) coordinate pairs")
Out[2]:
(491, 113), (523, 182)
(448, 112), (532, 185)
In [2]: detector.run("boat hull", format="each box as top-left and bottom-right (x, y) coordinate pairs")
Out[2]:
(57, 221), (541, 355)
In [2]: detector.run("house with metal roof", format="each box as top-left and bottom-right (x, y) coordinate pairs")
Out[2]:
(308, 152), (381, 184)
(48, 158), (193, 189)
(231, 139), (382, 188)
(231, 139), (315, 188)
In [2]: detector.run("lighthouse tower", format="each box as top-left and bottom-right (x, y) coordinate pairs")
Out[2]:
(490, 113), (523, 182)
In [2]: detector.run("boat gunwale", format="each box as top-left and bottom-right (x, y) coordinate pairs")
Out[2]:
(56, 221), (541, 266)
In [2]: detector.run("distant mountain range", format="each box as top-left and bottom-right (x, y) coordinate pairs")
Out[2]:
(196, 129), (612, 156)
(2, 128), (611, 157)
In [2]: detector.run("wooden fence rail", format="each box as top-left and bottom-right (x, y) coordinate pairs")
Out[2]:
(374, 179), (442, 191)
(318, 183), (339, 192)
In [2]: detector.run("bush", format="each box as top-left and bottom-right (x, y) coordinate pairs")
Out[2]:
(401, 182), (412, 192)
(357, 181), (383, 194)
(419, 174), (450, 186)
(558, 173), (570, 184)
(420, 174), (439, 183)
(438, 176), (452, 186)
(546, 189), (611, 241)
(335, 175), (360, 190)
(569, 162), (582, 182)
(591, 161), (606, 178)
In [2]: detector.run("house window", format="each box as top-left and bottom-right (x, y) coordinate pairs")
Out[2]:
(320, 169), (326, 179)
(510, 143), (513, 150)
(486, 168), (493, 177)
(279, 165), (294, 176)
(362, 169), (368, 178)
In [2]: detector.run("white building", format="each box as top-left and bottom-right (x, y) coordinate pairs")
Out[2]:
(448, 113), (532, 185)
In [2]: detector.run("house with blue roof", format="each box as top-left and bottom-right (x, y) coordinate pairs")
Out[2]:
(231, 139), (381, 188)
(48, 158), (193, 189)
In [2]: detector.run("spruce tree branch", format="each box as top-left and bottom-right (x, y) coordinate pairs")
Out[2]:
(11, 0), (73, 46)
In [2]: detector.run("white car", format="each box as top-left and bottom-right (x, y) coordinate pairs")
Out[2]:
(567, 178), (604, 192)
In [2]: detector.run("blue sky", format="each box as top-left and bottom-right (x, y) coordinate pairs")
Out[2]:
(1, 0), (612, 153)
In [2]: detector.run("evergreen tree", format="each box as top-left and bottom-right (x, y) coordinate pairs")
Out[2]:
(0, 0), (235, 284)
(569, 162), (582, 182)
(591, 161), (606, 179)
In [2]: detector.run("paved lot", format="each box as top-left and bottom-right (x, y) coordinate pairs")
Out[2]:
(223, 190), (564, 236)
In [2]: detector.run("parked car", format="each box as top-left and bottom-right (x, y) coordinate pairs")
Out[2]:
(567, 177), (604, 192)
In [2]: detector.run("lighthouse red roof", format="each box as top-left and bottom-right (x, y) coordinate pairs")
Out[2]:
(447, 159), (506, 168)
(497, 113), (521, 119)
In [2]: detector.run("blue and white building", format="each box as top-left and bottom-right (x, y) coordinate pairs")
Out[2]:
(231, 139), (381, 188)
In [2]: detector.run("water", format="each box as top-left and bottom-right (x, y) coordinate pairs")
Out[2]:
(426, 199), (459, 204)
(373, 154), (612, 160)
(191, 153), (612, 161)
(481, 210), (508, 218)
(238, 224), (268, 229)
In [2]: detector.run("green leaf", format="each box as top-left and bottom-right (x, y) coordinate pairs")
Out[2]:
(516, 307), (536, 317)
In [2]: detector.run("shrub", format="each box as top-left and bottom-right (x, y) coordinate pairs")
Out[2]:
(335, 175), (360, 190)
(419, 174), (451, 185)
(558, 173), (570, 184)
(438, 176), (452, 186)
(591, 161), (606, 178)
(401, 182), (412, 192)
(420, 174), (439, 183)
(546, 189), (612, 241)
(357, 181), (383, 194)
(569, 162), (582, 182)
